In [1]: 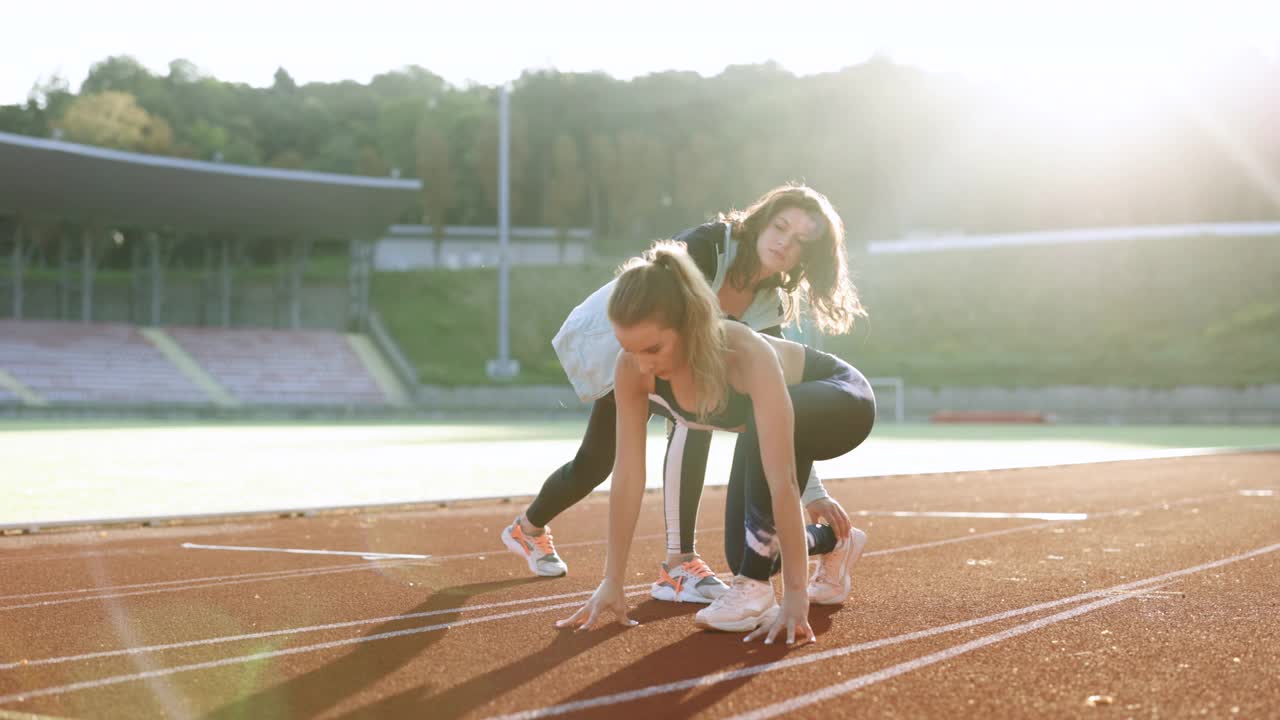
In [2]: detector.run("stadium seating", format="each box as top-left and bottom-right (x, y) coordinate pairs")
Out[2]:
(165, 327), (387, 407)
(0, 320), (391, 407)
(0, 320), (207, 405)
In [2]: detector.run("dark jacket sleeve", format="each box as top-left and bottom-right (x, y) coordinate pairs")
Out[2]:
(672, 222), (723, 283)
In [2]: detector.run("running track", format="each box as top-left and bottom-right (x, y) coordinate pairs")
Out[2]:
(1, 452), (1278, 719)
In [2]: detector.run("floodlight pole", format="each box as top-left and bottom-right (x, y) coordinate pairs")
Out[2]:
(10, 218), (23, 319)
(487, 83), (520, 380)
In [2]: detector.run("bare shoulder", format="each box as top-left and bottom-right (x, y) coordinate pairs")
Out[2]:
(725, 321), (779, 381)
(727, 319), (762, 348)
(613, 349), (653, 398)
(724, 319), (768, 352)
(726, 322), (804, 384)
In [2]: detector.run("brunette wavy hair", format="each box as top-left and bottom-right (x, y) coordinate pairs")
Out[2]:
(721, 183), (865, 334)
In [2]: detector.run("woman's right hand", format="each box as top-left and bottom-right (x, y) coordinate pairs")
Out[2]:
(555, 579), (637, 631)
(745, 589), (814, 645)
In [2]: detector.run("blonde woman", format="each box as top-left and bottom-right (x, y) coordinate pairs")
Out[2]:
(503, 185), (856, 604)
(557, 242), (875, 643)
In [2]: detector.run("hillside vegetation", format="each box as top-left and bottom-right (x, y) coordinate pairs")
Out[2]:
(374, 235), (1280, 388)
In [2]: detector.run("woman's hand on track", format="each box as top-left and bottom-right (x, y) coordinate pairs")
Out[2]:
(744, 590), (814, 646)
(555, 579), (637, 631)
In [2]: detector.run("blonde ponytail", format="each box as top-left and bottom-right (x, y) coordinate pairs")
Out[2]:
(608, 240), (728, 420)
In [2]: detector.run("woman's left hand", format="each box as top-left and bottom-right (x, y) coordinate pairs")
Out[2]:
(744, 590), (814, 645)
(806, 496), (852, 540)
(555, 579), (637, 632)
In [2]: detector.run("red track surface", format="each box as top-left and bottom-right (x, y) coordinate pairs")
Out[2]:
(2, 453), (1278, 719)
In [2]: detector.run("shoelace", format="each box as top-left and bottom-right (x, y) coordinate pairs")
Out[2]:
(530, 531), (557, 556)
(714, 583), (753, 610)
(680, 557), (715, 580)
(714, 579), (770, 610)
(811, 542), (845, 585)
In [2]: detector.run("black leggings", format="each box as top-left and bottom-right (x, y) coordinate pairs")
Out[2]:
(724, 348), (876, 580)
(524, 393), (710, 555)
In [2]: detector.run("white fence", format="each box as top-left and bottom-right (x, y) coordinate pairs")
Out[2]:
(375, 224), (592, 270)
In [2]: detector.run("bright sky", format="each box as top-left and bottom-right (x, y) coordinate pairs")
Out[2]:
(4, 0), (1277, 106)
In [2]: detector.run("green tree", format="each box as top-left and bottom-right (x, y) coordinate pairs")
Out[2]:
(415, 121), (453, 246)
(542, 134), (586, 255)
(470, 109), (529, 223)
(57, 91), (171, 153)
(585, 133), (621, 246)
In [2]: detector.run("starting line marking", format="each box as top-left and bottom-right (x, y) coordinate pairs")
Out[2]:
(854, 510), (1088, 521)
(180, 543), (430, 561)
(5, 542), (1278, 709)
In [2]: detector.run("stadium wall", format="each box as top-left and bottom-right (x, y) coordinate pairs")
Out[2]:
(410, 383), (1280, 424)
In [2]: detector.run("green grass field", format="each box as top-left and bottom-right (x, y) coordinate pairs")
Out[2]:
(374, 234), (1280, 388)
(3, 419), (1275, 528)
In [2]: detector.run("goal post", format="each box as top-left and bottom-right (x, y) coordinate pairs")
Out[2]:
(867, 376), (905, 423)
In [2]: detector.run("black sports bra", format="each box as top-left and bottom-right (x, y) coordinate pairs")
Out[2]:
(650, 376), (753, 430)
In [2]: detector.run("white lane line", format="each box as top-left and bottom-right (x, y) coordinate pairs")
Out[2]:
(1239, 489), (1276, 497)
(0, 494), (1221, 612)
(9, 541), (1279, 708)
(864, 521), (1062, 557)
(0, 563), (411, 612)
(423, 530), (689, 563)
(0, 561), (377, 603)
(0, 525), (1065, 670)
(855, 511), (1087, 521)
(727, 591), (1146, 720)
(0, 584), (651, 671)
(0, 530), (680, 609)
(403, 494), (1219, 565)
(480, 541), (1280, 720)
(4, 529), (676, 602)
(864, 494), (1223, 558)
(180, 542), (430, 560)
(0, 589), (650, 705)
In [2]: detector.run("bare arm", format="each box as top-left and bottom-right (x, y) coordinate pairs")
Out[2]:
(738, 336), (807, 595)
(557, 351), (649, 631)
(605, 352), (650, 584)
(733, 331), (813, 645)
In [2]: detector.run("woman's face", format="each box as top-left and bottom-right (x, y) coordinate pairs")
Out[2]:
(755, 206), (819, 278)
(613, 319), (683, 379)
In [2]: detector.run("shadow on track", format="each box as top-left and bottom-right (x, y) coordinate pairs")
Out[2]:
(202, 576), (544, 720)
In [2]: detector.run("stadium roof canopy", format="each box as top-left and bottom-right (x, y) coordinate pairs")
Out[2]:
(0, 131), (423, 237)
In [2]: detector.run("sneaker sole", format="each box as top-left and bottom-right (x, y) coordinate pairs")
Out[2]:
(811, 528), (868, 605)
(694, 604), (780, 632)
(500, 528), (567, 578)
(650, 582), (717, 604)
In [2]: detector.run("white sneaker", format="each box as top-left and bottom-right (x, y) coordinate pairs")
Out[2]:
(808, 527), (868, 605)
(650, 558), (730, 603)
(694, 576), (779, 632)
(500, 520), (568, 577)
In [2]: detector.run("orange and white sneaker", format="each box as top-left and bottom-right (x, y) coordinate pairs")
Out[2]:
(693, 576), (779, 632)
(500, 519), (568, 577)
(807, 527), (868, 605)
(650, 557), (730, 603)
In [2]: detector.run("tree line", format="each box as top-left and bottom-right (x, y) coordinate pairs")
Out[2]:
(3, 54), (1278, 254)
